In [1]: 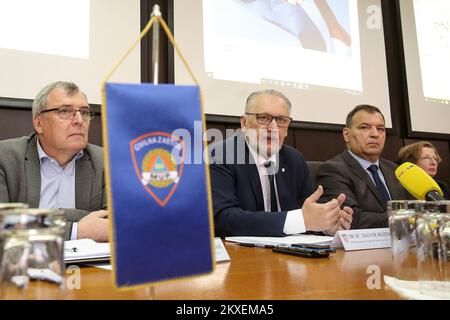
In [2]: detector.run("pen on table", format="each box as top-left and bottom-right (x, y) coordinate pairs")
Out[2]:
(65, 247), (78, 252)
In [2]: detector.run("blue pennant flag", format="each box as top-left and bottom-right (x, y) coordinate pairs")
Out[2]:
(103, 83), (214, 288)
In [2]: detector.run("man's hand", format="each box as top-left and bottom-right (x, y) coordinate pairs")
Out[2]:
(302, 185), (341, 232)
(77, 209), (109, 242)
(339, 206), (353, 230)
(324, 194), (353, 236)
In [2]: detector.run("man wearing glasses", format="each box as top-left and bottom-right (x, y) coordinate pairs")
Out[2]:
(209, 89), (353, 237)
(0, 81), (108, 241)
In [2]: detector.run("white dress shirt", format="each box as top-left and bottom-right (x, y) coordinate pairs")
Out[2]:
(246, 142), (306, 235)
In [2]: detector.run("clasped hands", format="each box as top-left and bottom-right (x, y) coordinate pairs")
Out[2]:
(77, 209), (109, 242)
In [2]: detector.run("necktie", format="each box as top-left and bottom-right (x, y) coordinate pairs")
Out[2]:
(367, 164), (391, 203)
(264, 161), (278, 212)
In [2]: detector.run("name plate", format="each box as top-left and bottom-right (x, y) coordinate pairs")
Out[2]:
(331, 228), (391, 251)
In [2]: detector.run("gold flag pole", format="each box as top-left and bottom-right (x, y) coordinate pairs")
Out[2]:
(145, 4), (160, 300)
(151, 5), (161, 85)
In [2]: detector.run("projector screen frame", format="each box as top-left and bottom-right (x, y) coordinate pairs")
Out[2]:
(395, 0), (450, 140)
(168, 0), (406, 134)
(1, 0), (442, 139)
(0, 0), (149, 115)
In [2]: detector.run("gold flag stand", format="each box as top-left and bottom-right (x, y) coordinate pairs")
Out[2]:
(99, 4), (215, 298)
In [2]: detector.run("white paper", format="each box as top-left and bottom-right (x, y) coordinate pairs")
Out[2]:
(85, 262), (112, 270)
(332, 228), (391, 251)
(225, 234), (333, 247)
(384, 275), (450, 300)
(64, 239), (110, 263)
(214, 237), (230, 262)
(66, 238), (229, 268)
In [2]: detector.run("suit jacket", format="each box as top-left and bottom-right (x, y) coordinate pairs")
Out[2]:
(0, 133), (106, 239)
(315, 150), (410, 229)
(209, 133), (313, 237)
(437, 180), (450, 200)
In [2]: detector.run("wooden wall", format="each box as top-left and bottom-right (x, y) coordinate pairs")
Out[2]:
(203, 121), (449, 184)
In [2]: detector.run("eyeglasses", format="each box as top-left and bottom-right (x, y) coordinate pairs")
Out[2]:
(246, 113), (292, 128)
(40, 106), (94, 121)
(420, 155), (441, 163)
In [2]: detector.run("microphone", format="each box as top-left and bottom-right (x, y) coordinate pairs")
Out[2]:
(395, 162), (444, 201)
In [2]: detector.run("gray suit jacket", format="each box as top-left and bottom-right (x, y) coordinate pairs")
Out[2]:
(0, 133), (106, 239)
(315, 150), (410, 229)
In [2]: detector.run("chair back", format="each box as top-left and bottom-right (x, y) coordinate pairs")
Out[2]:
(307, 161), (324, 186)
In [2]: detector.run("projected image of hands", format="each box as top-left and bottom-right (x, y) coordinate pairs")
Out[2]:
(203, 0), (361, 91)
(236, 0), (352, 56)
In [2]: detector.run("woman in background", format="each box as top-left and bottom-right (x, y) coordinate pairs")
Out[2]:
(397, 141), (449, 199)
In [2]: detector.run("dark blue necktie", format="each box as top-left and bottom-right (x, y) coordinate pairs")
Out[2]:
(264, 161), (278, 212)
(367, 164), (391, 203)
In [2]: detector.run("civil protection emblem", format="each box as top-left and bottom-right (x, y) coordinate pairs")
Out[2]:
(130, 132), (184, 206)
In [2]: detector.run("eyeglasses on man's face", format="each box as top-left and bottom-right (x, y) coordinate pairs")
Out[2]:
(420, 155), (441, 163)
(246, 113), (292, 128)
(39, 106), (95, 121)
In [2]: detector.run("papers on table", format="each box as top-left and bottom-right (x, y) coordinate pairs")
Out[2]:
(65, 238), (229, 270)
(225, 234), (333, 248)
(384, 275), (450, 300)
(214, 237), (230, 262)
(85, 262), (113, 270)
(64, 239), (110, 263)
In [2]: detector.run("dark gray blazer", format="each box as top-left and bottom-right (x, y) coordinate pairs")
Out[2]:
(316, 150), (410, 229)
(0, 133), (106, 239)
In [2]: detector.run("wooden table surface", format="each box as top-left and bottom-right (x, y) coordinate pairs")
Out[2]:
(3, 242), (403, 300)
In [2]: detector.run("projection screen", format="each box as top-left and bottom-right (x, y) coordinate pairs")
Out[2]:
(174, 0), (392, 127)
(0, 0), (140, 105)
(399, 0), (450, 135)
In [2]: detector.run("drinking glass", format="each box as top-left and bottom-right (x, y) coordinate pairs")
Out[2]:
(0, 208), (66, 297)
(0, 203), (29, 272)
(388, 200), (421, 281)
(438, 209), (450, 297)
(415, 201), (450, 298)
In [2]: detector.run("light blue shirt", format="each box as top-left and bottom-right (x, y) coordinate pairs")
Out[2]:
(37, 139), (83, 239)
(347, 150), (392, 199)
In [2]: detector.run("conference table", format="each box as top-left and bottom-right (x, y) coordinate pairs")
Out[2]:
(4, 242), (402, 300)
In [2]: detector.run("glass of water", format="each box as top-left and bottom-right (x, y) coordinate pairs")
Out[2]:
(438, 208), (450, 297)
(388, 200), (421, 281)
(415, 201), (450, 298)
(0, 203), (29, 273)
(0, 208), (66, 297)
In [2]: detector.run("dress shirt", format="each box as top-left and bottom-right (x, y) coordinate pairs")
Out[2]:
(247, 141), (306, 234)
(37, 140), (83, 239)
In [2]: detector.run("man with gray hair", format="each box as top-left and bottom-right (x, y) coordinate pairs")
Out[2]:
(209, 89), (353, 237)
(0, 81), (108, 241)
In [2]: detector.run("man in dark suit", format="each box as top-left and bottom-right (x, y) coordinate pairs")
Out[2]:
(0, 81), (108, 241)
(209, 89), (353, 237)
(316, 105), (410, 229)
